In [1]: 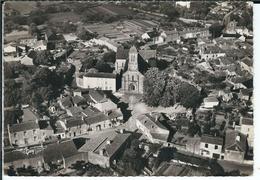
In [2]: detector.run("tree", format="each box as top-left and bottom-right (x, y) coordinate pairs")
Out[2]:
(4, 80), (21, 107)
(209, 23), (224, 38)
(143, 68), (168, 107)
(32, 92), (43, 109)
(81, 57), (97, 72)
(102, 51), (116, 63)
(33, 50), (53, 66)
(76, 26), (95, 41)
(95, 60), (113, 73)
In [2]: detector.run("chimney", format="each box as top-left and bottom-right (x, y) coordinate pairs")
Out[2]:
(236, 135), (240, 142)
(120, 129), (125, 134)
(106, 140), (111, 145)
(99, 149), (104, 156)
(155, 114), (158, 121)
(232, 121), (236, 128)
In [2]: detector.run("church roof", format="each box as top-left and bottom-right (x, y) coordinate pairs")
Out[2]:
(129, 46), (138, 53)
(116, 46), (129, 59)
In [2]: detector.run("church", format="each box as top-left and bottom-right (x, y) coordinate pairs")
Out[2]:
(116, 46), (145, 94)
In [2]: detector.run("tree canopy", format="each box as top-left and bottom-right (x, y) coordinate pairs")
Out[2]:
(143, 68), (202, 108)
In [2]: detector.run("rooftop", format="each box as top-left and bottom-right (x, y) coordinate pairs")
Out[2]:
(201, 135), (223, 146)
(9, 121), (39, 133)
(225, 129), (247, 152)
(84, 72), (116, 79)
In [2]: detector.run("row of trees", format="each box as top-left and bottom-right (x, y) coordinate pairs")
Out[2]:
(143, 68), (203, 108)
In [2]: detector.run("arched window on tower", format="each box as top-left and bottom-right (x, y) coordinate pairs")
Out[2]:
(132, 75), (134, 81)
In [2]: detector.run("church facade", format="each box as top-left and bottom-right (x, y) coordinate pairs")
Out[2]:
(121, 46), (144, 94)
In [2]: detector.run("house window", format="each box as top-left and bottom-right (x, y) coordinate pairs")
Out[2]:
(33, 130), (36, 134)
(205, 144), (208, 148)
(15, 140), (18, 145)
(24, 131), (27, 136)
(132, 75), (134, 81)
(215, 145), (218, 149)
(14, 133), (17, 138)
(24, 138), (28, 145)
(34, 136), (37, 141)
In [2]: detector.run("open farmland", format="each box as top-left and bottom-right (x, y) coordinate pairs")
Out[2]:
(48, 12), (82, 23)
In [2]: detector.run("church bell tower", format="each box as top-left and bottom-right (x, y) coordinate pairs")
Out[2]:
(128, 46), (138, 71)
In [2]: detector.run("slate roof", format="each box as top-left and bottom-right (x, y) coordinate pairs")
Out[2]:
(136, 113), (168, 132)
(84, 72), (116, 79)
(43, 140), (78, 163)
(225, 130), (247, 152)
(105, 133), (131, 157)
(66, 119), (86, 128)
(4, 150), (43, 163)
(72, 95), (86, 105)
(4, 151), (27, 163)
(139, 49), (157, 60)
(84, 113), (109, 125)
(23, 108), (39, 122)
(10, 121), (40, 133)
(61, 96), (73, 108)
(88, 90), (108, 103)
(201, 135), (223, 146)
(116, 46), (129, 59)
(241, 117), (253, 126)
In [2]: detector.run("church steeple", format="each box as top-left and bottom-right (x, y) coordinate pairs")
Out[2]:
(128, 46), (138, 71)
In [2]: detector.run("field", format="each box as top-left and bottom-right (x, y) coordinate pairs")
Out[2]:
(48, 12), (82, 24)
(5, 30), (32, 43)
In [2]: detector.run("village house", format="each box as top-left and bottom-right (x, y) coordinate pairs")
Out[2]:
(218, 89), (233, 102)
(64, 118), (88, 138)
(200, 45), (226, 60)
(224, 129), (248, 163)
(87, 90), (118, 113)
(202, 96), (219, 109)
(76, 72), (116, 92)
(235, 117), (254, 147)
(142, 30), (164, 44)
(239, 88), (253, 101)
(43, 140), (87, 170)
(135, 113), (170, 144)
(87, 131), (132, 168)
(8, 121), (42, 147)
(4, 151), (44, 172)
(200, 135), (224, 159)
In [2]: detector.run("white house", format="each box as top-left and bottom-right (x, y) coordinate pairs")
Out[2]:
(200, 135), (224, 159)
(135, 113), (170, 144)
(236, 117), (253, 147)
(88, 90), (118, 113)
(202, 96), (219, 109)
(77, 72), (116, 92)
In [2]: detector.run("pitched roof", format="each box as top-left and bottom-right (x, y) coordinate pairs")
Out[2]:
(72, 95), (86, 105)
(105, 133), (131, 157)
(10, 121), (39, 133)
(61, 96), (73, 108)
(4, 150), (43, 163)
(241, 117), (253, 126)
(43, 140), (78, 163)
(116, 46), (129, 59)
(225, 130), (247, 152)
(201, 135), (223, 146)
(139, 49), (157, 60)
(4, 151), (27, 163)
(22, 108), (39, 122)
(84, 72), (116, 79)
(84, 113), (109, 125)
(88, 90), (107, 103)
(66, 119), (86, 128)
(136, 113), (168, 132)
